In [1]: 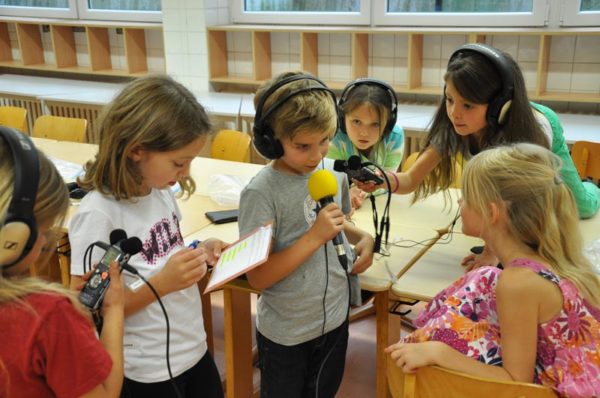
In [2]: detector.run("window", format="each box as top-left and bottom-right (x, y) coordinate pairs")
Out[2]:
(0, 0), (77, 18)
(374, 0), (548, 26)
(562, 0), (600, 26)
(232, 0), (371, 25)
(0, 0), (161, 21)
(77, 0), (161, 22)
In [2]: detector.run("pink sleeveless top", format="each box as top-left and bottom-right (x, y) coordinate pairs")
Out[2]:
(403, 260), (600, 398)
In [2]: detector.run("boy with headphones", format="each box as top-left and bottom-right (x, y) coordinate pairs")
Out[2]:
(0, 127), (124, 397)
(239, 71), (375, 397)
(328, 78), (405, 209)
(356, 43), (600, 268)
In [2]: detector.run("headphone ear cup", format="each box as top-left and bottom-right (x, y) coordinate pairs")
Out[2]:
(487, 97), (512, 127)
(0, 221), (34, 266)
(252, 124), (283, 160)
(497, 99), (512, 125)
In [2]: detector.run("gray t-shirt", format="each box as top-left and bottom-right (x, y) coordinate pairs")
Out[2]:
(239, 158), (356, 346)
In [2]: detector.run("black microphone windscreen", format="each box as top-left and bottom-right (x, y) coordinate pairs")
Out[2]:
(348, 155), (362, 170)
(333, 159), (348, 172)
(109, 229), (127, 245)
(121, 237), (143, 255)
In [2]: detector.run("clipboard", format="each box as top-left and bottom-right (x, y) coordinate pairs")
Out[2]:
(204, 222), (273, 294)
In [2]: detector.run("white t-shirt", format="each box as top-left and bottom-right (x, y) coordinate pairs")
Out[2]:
(69, 188), (206, 382)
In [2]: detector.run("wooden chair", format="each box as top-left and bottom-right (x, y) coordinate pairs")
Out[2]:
(32, 115), (87, 143)
(571, 140), (600, 184)
(211, 129), (251, 162)
(402, 151), (463, 188)
(0, 106), (28, 133)
(387, 356), (557, 398)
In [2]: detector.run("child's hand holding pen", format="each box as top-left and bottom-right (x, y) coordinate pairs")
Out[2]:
(156, 245), (209, 294)
(189, 238), (229, 267)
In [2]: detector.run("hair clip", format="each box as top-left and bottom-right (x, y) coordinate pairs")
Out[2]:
(554, 175), (563, 185)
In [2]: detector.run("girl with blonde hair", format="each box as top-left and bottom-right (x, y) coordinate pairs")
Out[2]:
(0, 127), (124, 398)
(69, 75), (225, 398)
(387, 143), (600, 398)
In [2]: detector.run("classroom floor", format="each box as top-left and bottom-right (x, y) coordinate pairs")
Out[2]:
(209, 291), (413, 397)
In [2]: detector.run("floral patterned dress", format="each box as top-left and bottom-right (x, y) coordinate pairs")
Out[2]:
(402, 260), (600, 398)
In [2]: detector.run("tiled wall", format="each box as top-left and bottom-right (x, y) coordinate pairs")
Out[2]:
(162, 0), (229, 94)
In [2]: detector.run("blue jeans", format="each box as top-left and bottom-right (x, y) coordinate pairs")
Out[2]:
(257, 320), (349, 398)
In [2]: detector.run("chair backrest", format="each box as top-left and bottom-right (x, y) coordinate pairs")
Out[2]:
(401, 151), (463, 188)
(571, 140), (600, 183)
(211, 129), (251, 162)
(32, 115), (87, 143)
(0, 106), (28, 133)
(387, 357), (557, 398)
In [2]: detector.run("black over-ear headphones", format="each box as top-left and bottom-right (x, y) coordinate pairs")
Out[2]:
(0, 126), (39, 269)
(448, 43), (514, 128)
(252, 74), (338, 160)
(338, 78), (398, 137)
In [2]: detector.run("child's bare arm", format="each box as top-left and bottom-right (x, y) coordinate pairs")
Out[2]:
(343, 223), (374, 274)
(355, 147), (441, 194)
(77, 262), (124, 398)
(246, 203), (345, 290)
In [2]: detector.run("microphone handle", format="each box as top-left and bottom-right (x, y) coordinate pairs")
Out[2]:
(317, 197), (348, 271)
(332, 233), (348, 271)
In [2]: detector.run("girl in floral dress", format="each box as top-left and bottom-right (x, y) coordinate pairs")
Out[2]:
(386, 143), (600, 398)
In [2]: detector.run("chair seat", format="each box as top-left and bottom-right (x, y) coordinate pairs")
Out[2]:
(387, 357), (557, 398)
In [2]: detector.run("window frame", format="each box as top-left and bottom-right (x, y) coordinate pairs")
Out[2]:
(231, 0), (371, 25)
(373, 0), (549, 27)
(561, 0), (600, 26)
(76, 0), (161, 22)
(0, 0), (78, 18)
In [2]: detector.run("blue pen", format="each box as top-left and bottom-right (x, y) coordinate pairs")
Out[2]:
(188, 240), (200, 249)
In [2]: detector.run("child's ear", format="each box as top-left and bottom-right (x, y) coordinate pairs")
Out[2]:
(128, 146), (145, 162)
(488, 202), (507, 225)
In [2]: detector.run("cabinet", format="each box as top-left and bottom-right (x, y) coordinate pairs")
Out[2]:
(207, 25), (600, 104)
(0, 16), (164, 77)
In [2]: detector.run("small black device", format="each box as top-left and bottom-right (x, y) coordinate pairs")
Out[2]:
(205, 209), (239, 224)
(79, 245), (129, 310)
(333, 157), (384, 184)
(344, 167), (384, 185)
(80, 230), (142, 311)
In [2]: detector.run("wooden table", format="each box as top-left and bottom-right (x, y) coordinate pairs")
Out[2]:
(391, 211), (600, 303)
(184, 188), (470, 398)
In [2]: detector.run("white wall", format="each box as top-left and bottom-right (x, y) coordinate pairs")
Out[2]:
(162, 0), (229, 94)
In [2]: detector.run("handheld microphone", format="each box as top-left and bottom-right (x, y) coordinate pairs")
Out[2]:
(79, 230), (142, 311)
(333, 156), (384, 185)
(308, 170), (348, 270)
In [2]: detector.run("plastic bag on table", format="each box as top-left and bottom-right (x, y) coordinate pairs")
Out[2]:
(206, 174), (251, 207)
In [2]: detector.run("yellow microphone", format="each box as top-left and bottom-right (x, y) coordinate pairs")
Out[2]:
(308, 170), (348, 270)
